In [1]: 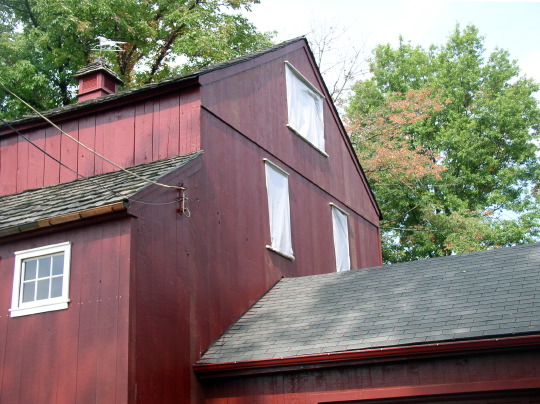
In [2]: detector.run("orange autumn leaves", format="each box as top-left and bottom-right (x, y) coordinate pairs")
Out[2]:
(346, 89), (447, 186)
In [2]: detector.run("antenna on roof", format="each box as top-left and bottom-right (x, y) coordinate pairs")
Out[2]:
(91, 36), (127, 55)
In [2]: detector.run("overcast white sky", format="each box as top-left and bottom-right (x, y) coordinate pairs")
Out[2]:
(242, 0), (540, 83)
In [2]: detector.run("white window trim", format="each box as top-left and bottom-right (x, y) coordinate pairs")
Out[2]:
(10, 242), (72, 317)
(264, 159), (295, 260)
(285, 61), (327, 156)
(330, 203), (351, 272)
(329, 202), (349, 216)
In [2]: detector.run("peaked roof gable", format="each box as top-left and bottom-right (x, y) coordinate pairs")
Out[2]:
(0, 152), (201, 238)
(200, 243), (540, 364)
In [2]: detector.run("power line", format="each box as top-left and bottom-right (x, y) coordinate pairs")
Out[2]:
(0, 81), (184, 191)
(0, 116), (185, 206)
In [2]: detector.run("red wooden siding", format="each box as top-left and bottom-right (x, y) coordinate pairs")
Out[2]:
(0, 218), (131, 404)
(127, 106), (381, 403)
(0, 87), (201, 196)
(202, 349), (540, 403)
(201, 44), (379, 227)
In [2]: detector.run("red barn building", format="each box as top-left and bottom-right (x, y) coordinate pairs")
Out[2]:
(1, 38), (539, 404)
(0, 38), (381, 403)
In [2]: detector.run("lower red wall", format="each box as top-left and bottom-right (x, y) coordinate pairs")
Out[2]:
(201, 349), (540, 403)
(0, 218), (132, 404)
(129, 111), (382, 404)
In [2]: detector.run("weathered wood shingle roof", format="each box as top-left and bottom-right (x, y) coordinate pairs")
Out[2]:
(0, 152), (201, 237)
(200, 243), (540, 364)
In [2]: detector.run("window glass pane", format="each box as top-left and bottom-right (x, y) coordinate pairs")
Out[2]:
(52, 255), (64, 275)
(50, 277), (63, 298)
(38, 257), (51, 278)
(36, 279), (50, 300)
(22, 282), (36, 303)
(24, 260), (37, 280)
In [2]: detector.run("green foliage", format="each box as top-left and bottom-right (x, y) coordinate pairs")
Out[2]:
(0, 0), (273, 119)
(347, 25), (540, 263)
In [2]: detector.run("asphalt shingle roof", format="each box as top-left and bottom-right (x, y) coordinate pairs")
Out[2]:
(0, 151), (201, 235)
(200, 243), (540, 363)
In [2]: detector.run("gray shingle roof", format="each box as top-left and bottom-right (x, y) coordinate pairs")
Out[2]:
(200, 243), (540, 363)
(0, 152), (201, 236)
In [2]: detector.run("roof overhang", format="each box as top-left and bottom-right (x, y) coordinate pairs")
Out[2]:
(0, 201), (128, 240)
(194, 334), (540, 379)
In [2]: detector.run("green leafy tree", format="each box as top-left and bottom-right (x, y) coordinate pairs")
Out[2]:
(0, 0), (273, 119)
(347, 25), (540, 263)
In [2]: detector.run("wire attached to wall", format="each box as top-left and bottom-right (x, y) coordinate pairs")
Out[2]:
(0, 117), (187, 207)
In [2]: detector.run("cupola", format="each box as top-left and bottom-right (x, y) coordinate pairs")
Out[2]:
(73, 58), (123, 102)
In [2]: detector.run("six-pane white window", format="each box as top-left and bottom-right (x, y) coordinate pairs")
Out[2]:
(10, 242), (71, 317)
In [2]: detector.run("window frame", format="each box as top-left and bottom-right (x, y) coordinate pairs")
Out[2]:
(10, 241), (72, 317)
(330, 203), (351, 272)
(285, 61), (328, 157)
(264, 159), (295, 261)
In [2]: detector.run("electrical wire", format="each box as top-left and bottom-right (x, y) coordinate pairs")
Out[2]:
(0, 81), (184, 191)
(0, 117), (186, 206)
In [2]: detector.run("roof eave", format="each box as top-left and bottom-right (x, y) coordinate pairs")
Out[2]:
(194, 334), (540, 379)
(0, 201), (128, 239)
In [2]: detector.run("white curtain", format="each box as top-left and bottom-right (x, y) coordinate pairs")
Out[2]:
(265, 162), (293, 257)
(286, 64), (324, 151)
(332, 206), (350, 272)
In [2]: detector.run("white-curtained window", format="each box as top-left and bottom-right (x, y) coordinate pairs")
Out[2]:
(285, 62), (325, 153)
(264, 160), (294, 260)
(331, 204), (350, 272)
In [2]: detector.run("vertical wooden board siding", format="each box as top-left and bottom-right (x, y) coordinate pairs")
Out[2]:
(95, 221), (123, 403)
(77, 115), (97, 177)
(74, 226), (102, 404)
(36, 311), (60, 404)
(94, 111), (115, 174)
(146, 206), (169, 401)
(179, 87), (201, 154)
(2, 313), (25, 401)
(44, 125), (61, 187)
(160, 203), (184, 400)
(26, 128), (46, 190)
(52, 305), (80, 404)
(115, 228), (130, 404)
(133, 208), (166, 402)
(167, 94), (181, 158)
(17, 314), (43, 403)
(0, 134), (17, 195)
(153, 92), (176, 160)
(134, 100), (154, 165)
(15, 134), (28, 193)
(111, 106), (135, 170)
(60, 120), (79, 183)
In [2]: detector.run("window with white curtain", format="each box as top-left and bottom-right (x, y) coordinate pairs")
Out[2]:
(264, 159), (294, 260)
(331, 204), (350, 272)
(285, 62), (326, 154)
